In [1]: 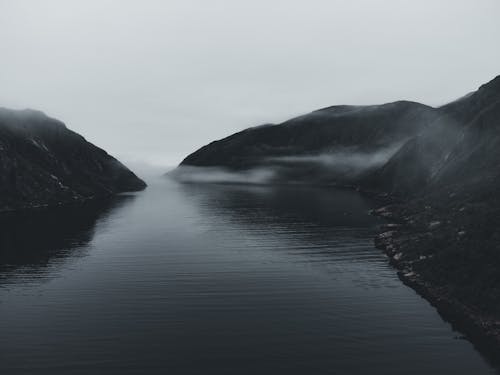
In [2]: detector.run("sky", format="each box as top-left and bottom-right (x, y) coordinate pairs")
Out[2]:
(1, 0), (499, 168)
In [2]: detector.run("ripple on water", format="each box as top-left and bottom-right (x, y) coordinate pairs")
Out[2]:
(0, 179), (497, 375)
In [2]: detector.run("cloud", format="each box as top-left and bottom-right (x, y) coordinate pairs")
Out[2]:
(168, 166), (277, 185)
(267, 143), (404, 176)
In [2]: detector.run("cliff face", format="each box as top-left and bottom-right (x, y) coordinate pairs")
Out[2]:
(0, 108), (146, 211)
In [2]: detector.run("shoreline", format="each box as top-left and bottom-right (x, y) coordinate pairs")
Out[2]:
(373, 205), (500, 365)
(0, 187), (146, 215)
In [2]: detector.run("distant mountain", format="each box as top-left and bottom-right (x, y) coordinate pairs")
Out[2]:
(180, 101), (439, 185)
(0, 108), (146, 211)
(179, 76), (500, 198)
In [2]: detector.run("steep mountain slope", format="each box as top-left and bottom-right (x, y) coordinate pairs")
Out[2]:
(0, 108), (146, 211)
(367, 75), (500, 196)
(369, 76), (500, 352)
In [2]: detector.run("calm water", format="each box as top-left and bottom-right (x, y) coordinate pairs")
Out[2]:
(0, 178), (496, 374)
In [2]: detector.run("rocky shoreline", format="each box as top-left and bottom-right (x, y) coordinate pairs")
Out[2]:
(372, 204), (500, 363)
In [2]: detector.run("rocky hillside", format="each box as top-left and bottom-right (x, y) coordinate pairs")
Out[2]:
(370, 77), (500, 352)
(0, 108), (146, 211)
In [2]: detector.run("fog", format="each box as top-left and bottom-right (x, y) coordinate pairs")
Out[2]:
(1, 0), (499, 168)
(170, 166), (277, 185)
(268, 143), (404, 176)
(170, 142), (405, 185)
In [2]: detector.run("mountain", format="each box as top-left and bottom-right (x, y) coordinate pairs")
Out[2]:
(176, 75), (500, 353)
(180, 101), (439, 185)
(372, 76), (500, 351)
(179, 76), (500, 196)
(0, 108), (146, 211)
(367, 75), (500, 196)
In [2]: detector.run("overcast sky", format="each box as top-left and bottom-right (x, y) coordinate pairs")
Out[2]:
(1, 0), (499, 168)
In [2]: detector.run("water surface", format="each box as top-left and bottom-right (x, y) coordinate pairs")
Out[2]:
(0, 178), (496, 374)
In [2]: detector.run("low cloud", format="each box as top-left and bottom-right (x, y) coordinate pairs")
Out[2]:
(267, 143), (403, 176)
(168, 166), (277, 185)
(169, 144), (404, 185)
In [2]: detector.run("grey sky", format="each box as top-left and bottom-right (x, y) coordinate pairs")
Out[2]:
(1, 0), (499, 167)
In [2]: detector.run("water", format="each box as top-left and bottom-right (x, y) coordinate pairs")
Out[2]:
(0, 178), (496, 374)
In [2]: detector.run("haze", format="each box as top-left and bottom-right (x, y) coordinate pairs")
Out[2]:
(1, 0), (499, 168)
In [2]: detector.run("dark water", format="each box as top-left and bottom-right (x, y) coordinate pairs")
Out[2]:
(0, 178), (496, 374)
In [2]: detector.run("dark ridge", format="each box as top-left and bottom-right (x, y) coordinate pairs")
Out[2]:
(0, 108), (146, 212)
(180, 100), (438, 181)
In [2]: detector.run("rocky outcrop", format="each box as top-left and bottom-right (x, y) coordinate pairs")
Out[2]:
(0, 108), (146, 211)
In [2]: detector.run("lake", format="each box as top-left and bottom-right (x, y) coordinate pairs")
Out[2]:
(0, 177), (496, 374)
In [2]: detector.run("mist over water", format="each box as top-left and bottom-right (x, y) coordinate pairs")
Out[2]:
(2, 2), (500, 374)
(0, 177), (495, 374)
(169, 165), (278, 184)
(169, 142), (405, 186)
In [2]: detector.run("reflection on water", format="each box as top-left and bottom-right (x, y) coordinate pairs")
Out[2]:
(0, 179), (497, 375)
(182, 182), (380, 227)
(0, 195), (135, 285)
